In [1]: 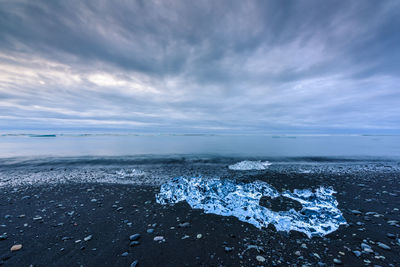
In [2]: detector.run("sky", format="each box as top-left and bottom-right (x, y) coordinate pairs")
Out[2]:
(0, 0), (399, 134)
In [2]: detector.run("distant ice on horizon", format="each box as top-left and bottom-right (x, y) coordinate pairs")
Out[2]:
(228, 160), (272, 170)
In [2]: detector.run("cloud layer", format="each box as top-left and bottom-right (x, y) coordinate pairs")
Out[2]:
(0, 0), (399, 133)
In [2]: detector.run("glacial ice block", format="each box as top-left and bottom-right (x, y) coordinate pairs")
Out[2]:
(228, 160), (272, 170)
(156, 177), (347, 238)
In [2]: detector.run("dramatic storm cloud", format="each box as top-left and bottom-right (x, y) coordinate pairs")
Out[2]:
(0, 0), (399, 133)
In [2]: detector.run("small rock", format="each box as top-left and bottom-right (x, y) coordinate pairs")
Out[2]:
(294, 251), (301, 256)
(147, 229), (154, 234)
(0, 234), (7, 241)
(129, 234), (141, 241)
(196, 234), (202, 239)
(351, 210), (362, 215)
(153, 236), (164, 242)
(121, 252), (128, 257)
(377, 242), (391, 250)
(224, 246), (233, 252)
(256, 255), (265, 262)
(33, 216), (42, 221)
(130, 260), (138, 267)
(352, 250), (361, 257)
(130, 241), (140, 247)
(386, 233), (395, 239)
(116, 207), (123, 211)
(84, 235), (92, 241)
(178, 222), (190, 228)
(333, 258), (342, 265)
(10, 244), (22, 252)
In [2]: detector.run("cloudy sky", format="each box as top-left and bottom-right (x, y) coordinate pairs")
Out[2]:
(0, 0), (399, 133)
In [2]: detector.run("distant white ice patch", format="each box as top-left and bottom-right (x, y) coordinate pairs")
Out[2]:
(115, 169), (146, 177)
(228, 160), (272, 170)
(156, 177), (346, 238)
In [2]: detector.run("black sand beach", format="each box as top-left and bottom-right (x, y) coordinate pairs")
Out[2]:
(0, 159), (399, 266)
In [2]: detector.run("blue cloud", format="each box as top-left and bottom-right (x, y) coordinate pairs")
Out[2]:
(0, 0), (399, 133)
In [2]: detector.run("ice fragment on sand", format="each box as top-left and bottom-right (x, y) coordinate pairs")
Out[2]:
(156, 177), (346, 238)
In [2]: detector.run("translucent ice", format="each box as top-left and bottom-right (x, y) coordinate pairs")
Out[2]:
(115, 169), (146, 177)
(156, 177), (346, 238)
(228, 160), (272, 170)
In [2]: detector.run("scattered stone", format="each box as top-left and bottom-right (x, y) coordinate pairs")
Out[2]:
(116, 207), (123, 211)
(130, 241), (140, 247)
(178, 222), (190, 228)
(196, 234), (202, 239)
(84, 235), (92, 241)
(301, 243), (307, 249)
(377, 242), (391, 250)
(351, 210), (362, 215)
(130, 260), (138, 267)
(224, 246), (233, 252)
(333, 258), (342, 265)
(352, 250), (361, 257)
(154, 236), (165, 242)
(294, 251), (301, 256)
(147, 229), (154, 234)
(129, 234), (141, 241)
(181, 235), (190, 240)
(0, 234), (7, 241)
(10, 244), (22, 252)
(121, 252), (128, 257)
(33, 216), (42, 221)
(386, 233), (396, 239)
(256, 255), (265, 262)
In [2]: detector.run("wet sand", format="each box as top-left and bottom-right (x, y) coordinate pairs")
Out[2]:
(0, 168), (399, 266)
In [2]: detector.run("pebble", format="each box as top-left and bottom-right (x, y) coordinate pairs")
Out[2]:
(377, 242), (391, 250)
(196, 234), (202, 239)
(130, 260), (138, 267)
(0, 234), (7, 241)
(178, 222), (190, 228)
(129, 234), (141, 241)
(256, 255), (265, 262)
(351, 210), (362, 215)
(224, 246), (233, 252)
(121, 252), (128, 257)
(10, 244), (22, 252)
(84, 235), (92, 241)
(333, 258), (342, 265)
(352, 250), (361, 257)
(147, 229), (154, 234)
(154, 236), (165, 242)
(116, 207), (123, 211)
(130, 241), (140, 247)
(386, 233), (395, 239)
(33, 216), (42, 221)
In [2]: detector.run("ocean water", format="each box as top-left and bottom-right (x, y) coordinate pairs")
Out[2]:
(1, 134), (400, 158)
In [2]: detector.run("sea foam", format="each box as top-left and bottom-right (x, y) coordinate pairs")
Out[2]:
(156, 177), (346, 238)
(228, 160), (272, 170)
